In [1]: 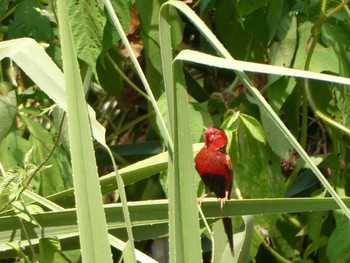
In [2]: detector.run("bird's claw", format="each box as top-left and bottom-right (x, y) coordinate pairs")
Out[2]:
(220, 190), (230, 210)
(220, 197), (228, 210)
(197, 194), (208, 207)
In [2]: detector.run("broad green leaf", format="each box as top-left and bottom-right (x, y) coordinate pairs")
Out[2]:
(307, 211), (328, 243)
(237, 0), (269, 16)
(304, 236), (328, 259)
(307, 79), (350, 133)
(39, 237), (61, 263)
(266, 0), (283, 44)
(0, 90), (16, 144)
(12, 201), (41, 227)
(215, 0), (250, 60)
(327, 220), (350, 263)
(293, 22), (339, 73)
(259, 103), (293, 159)
(283, 83), (302, 137)
(267, 76), (296, 113)
(243, 7), (269, 46)
(222, 110), (240, 131)
(0, 129), (31, 171)
(271, 216), (302, 260)
(7, 0), (52, 42)
(67, 0), (105, 75)
(239, 113), (266, 144)
(269, 15), (297, 83)
(232, 124), (284, 199)
(102, 0), (130, 54)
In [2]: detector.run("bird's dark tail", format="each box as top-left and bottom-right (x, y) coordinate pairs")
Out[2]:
(222, 217), (234, 255)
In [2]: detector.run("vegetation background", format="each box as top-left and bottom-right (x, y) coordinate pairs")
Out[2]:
(0, 0), (350, 262)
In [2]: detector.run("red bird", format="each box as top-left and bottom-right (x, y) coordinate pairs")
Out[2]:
(194, 127), (234, 254)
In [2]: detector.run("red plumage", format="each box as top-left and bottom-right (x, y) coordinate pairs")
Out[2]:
(194, 127), (234, 254)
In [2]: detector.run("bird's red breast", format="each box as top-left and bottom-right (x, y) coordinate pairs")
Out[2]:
(194, 127), (235, 255)
(194, 127), (233, 199)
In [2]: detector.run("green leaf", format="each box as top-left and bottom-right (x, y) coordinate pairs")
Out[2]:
(327, 220), (350, 263)
(0, 129), (31, 171)
(0, 91), (16, 144)
(215, 0), (250, 60)
(243, 7), (269, 46)
(266, 0), (283, 44)
(272, 216), (302, 260)
(12, 201), (41, 227)
(239, 113), (266, 144)
(212, 219), (233, 262)
(283, 83), (302, 137)
(233, 125), (284, 199)
(67, 0), (105, 75)
(237, 0), (269, 16)
(8, 0), (52, 42)
(269, 15), (297, 83)
(39, 237), (61, 263)
(260, 105), (293, 159)
(303, 236), (328, 259)
(222, 111), (240, 133)
(293, 22), (339, 73)
(307, 211), (328, 243)
(102, 0), (130, 54)
(267, 76), (296, 113)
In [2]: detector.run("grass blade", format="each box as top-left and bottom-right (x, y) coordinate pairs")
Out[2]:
(159, 4), (203, 262)
(57, 1), (112, 262)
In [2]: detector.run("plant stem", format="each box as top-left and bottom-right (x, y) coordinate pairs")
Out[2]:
(254, 225), (291, 263)
(106, 54), (150, 101)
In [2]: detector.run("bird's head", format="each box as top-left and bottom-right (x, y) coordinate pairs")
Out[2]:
(204, 127), (228, 150)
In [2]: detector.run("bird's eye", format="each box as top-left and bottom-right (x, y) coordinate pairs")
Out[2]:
(215, 132), (219, 136)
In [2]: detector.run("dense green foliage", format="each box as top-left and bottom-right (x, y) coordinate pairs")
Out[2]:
(1, 0), (350, 262)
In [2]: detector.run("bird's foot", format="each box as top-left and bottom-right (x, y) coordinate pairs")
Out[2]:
(219, 197), (228, 210)
(220, 190), (230, 210)
(197, 194), (208, 207)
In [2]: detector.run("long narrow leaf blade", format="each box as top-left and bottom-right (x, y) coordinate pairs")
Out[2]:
(159, 4), (202, 263)
(57, 1), (112, 262)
